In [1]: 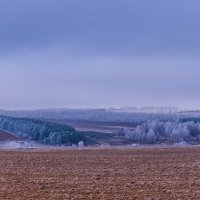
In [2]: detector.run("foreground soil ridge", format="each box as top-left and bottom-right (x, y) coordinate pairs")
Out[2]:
(0, 147), (200, 199)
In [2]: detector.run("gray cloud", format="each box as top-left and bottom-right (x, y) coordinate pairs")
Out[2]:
(1, 0), (200, 56)
(0, 0), (200, 109)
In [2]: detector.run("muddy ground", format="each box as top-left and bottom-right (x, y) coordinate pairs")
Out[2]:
(0, 147), (200, 199)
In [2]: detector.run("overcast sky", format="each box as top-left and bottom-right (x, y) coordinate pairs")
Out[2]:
(0, 0), (200, 109)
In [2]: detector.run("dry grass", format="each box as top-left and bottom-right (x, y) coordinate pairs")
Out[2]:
(0, 147), (200, 199)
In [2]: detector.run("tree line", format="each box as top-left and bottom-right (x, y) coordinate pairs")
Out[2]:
(0, 116), (86, 146)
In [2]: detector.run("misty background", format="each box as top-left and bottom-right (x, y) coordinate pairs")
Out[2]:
(0, 0), (200, 110)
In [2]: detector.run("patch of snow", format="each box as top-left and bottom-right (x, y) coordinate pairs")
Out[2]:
(78, 141), (84, 148)
(0, 141), (39, 149)
(173, 142), (189, 147)
(131, 143), (139, 147)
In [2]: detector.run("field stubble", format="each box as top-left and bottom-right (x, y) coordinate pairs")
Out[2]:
(0, 147), (200, 199)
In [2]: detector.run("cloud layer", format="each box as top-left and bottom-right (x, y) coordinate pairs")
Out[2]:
(0, 0), (200, 109)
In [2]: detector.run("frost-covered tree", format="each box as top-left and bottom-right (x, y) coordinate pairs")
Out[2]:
(122, 119), (200, 144)
(146, 129), (157, 143)
(0, 116), (86, 146)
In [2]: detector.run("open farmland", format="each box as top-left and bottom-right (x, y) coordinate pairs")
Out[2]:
(50, 119), (137, 133)
(0, 129), (22, 141)
(1, 147), (200, 199)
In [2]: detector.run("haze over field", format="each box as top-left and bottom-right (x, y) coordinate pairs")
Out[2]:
(0, 0), (200, 110)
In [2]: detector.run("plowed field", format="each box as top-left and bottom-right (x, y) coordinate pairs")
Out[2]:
(0, 147), (200, 199)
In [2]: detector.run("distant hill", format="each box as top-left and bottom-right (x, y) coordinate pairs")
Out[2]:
(0, 108), (178, 123)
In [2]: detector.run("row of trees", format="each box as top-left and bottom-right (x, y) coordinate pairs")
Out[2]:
(0, 116), (86, 146)
(115, 119), (200, 144)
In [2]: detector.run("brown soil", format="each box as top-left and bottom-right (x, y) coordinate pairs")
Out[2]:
(0, 130), (21, 141)
(0, 147), (200, 199)
(50, 119), (137, 133)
